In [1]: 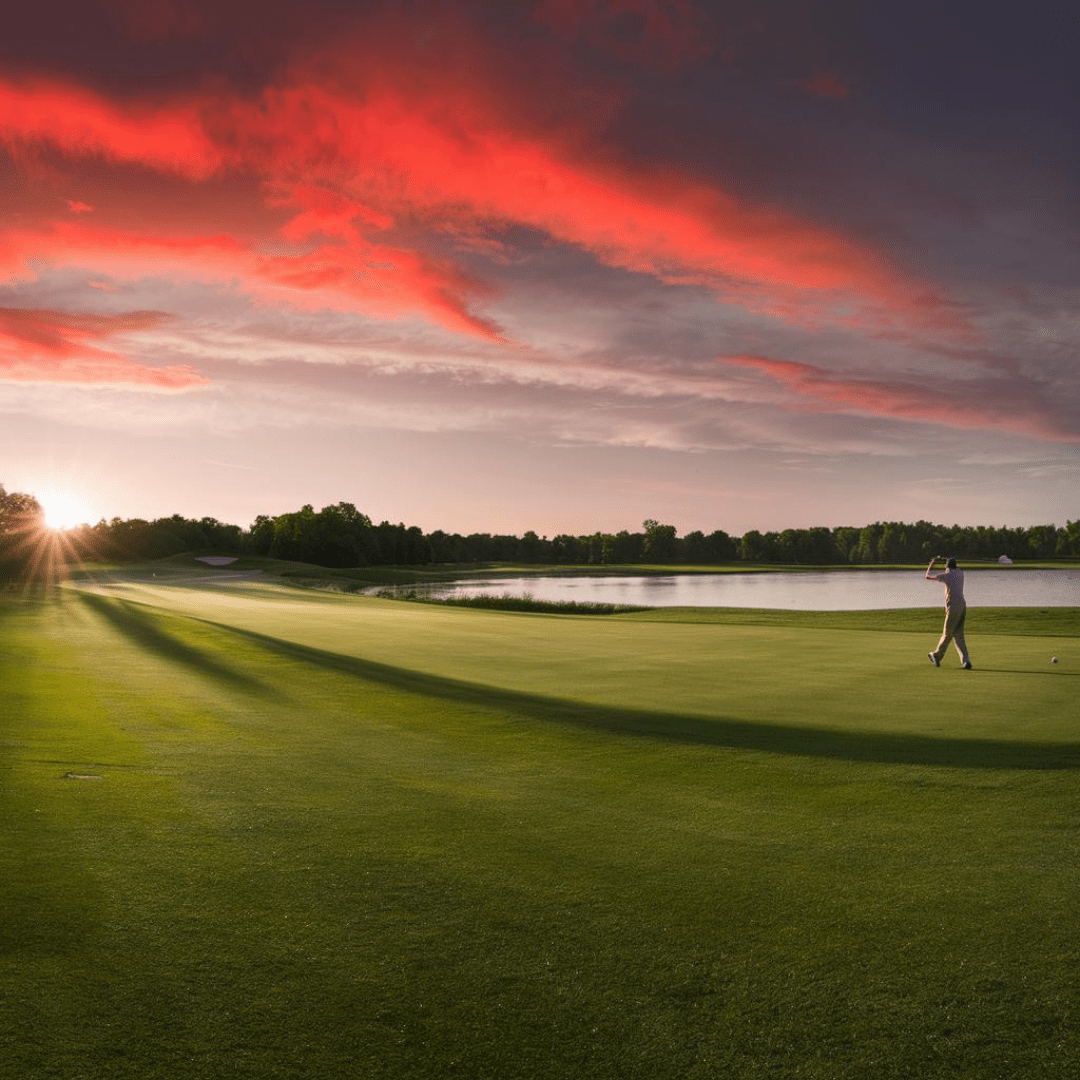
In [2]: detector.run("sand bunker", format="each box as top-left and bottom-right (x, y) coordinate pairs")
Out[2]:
(195, 556), (238, 566)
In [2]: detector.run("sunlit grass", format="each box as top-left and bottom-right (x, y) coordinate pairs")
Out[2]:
(2, 578), (1078, 1078)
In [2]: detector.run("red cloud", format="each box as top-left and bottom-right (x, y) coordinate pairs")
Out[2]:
(0, 21), (972, 345)
(219, 77), (965, 337)
(720, 354), (1080, 444)
(2, 218), (506, 342)
(0, 79), (220, 179)
(66, 199), (94, 213)
(0, 307), (208, 388)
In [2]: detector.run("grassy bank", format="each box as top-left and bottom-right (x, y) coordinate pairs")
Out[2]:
(2, 578), (1078, 1078)
(371, 587), (650, 614)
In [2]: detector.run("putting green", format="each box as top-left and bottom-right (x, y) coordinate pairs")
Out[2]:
(77, 574), (1078, 750)
(2, 575), (1078, 1079)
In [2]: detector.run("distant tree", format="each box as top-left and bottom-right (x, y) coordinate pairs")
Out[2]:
(705, 529), (737, 562)
(802, 527), (838, 564)
(49, 505), (1078, 573)
(681, 530), (707, 563)
(146, 523), (187, 558)
(853, 523), (882, 564)
(427, 529), (466, 563)
(375, 521), (410, 565)
(905, 521), (942, 562)
(611, 529), (644, 563)
(0, 485), (45, 582)
(1026, 525), (1059, 559)
(309, 503), (376, 567)
(584, 532), (617, 564)
(551, 534), (583, 563)
(1056, 521), (1080, 557)
(519, 530), (546, 562)
(106, 517), (154, 559)
(489, 534), (523, 561)
(739, 530), (765, 562)
(247, 515), (275, 556)
(462, 532), (495, 562)
(877, 522), (906, 564)
(404, 525), (432, 564)
(832, 526), (861, 565)
(199, 516), (243, 552)
(271, 504), (317, 561)
(642, 519), (678, 562)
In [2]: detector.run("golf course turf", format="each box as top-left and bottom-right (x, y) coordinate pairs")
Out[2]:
(2, 564), (1078, 1078)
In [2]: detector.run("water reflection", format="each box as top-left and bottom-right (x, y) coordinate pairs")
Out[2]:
(397, 569), (1080, 611)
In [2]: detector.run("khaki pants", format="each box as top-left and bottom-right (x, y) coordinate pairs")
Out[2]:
(932, 603), (970, 666)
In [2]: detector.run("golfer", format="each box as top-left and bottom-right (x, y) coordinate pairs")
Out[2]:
(926, 556), (972, 669)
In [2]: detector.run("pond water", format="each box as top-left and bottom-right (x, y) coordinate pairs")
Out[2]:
(401, 569), (1080, 611)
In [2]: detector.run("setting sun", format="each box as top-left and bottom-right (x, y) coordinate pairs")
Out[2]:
(40, 493), (91, 531)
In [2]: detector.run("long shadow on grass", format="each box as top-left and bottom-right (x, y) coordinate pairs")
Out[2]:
(80, 593), (273, 696)
(221, 623), (1079, 770)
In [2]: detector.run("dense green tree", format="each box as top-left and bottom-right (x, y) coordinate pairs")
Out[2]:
(550, 534), (583, 563)
(832, 526), (860, 564)
(0, 485), (45, 582)
(519, 530), (543, 561)
(583, 532), (616, 565)
(288, 503), (370, 567)
(852, 523), (879, 564)
(1026, 525), (1059, 559)
(12, 486), (1076, 573)
(681, 530), (708, 563)
(739, 530), (765, 562)
(247, 515), (275, 556)
(404, 525), (431, 564)
(705, 529), (737, 562)
(877, 522), (906, 564)
(642, 519), (678, 562)
(610, 530), (644, 563)
(270, 504), (317, 561)
(427, 529), (468, 563)
(1056, 521), (1080, 557)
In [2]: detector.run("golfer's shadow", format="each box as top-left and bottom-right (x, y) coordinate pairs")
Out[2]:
(219, 623), (1080, 772)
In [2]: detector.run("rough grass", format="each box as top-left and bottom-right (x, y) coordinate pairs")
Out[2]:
(372, 587), (649, 614)
(2, 580), (1078, 1079)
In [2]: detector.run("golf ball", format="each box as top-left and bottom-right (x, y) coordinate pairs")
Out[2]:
(1051, 657), (1058, 663)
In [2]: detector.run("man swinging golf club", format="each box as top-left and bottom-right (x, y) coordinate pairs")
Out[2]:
(926, 556), (972, 669)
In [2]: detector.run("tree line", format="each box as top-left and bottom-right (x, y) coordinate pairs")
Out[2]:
(3, 485), (1078, 582)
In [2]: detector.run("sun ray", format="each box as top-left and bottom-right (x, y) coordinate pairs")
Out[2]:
(1, 488), (108, 597)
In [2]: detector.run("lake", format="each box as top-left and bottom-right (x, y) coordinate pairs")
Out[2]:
(402, 569), (1080, 611)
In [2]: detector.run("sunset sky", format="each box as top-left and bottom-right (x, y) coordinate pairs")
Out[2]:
(2, 0), (1077, 536)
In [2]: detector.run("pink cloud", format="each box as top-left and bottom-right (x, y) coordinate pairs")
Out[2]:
(0, 78), (221, 179)
(0, 20), (975, 346)
(0, 306), (208, 388)
(66, 199), (94, 213)
(218, 74), (968, 337)
(1, 216), (507, 342)
(720, 354), (1080, 444)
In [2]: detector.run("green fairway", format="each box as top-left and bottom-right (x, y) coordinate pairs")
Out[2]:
(3, 573), (1079, 1078)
